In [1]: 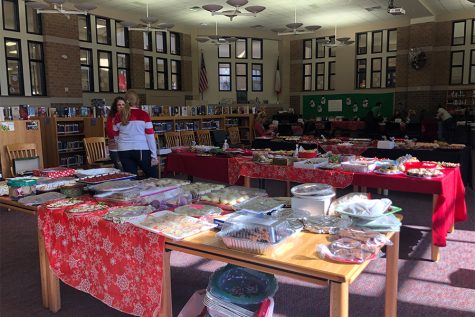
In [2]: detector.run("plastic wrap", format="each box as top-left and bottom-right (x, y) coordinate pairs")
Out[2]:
(334, 198), (393, 219)
(200, 186), (267, 207)
(303, 216), (352, 234)
(18, 192), (66, 206)
(174, 204), (222, 220)
(233, 197), (283, 214)
(181, 182), (226, 200)
(104, 205), (155, 223)
(36, 177), (77, 192)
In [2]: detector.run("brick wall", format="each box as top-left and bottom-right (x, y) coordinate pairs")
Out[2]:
(42, 14), (79, 39)
(181, 34), (192, 57)
(129, 31), (143, 50)
(130, 53), (145, 89)
(181, 60), (192, 91)
(290, 40), (302, 61)
(290, 63), (302, 92)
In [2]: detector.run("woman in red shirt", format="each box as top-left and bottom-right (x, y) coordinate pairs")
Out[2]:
(106, 97), (125, 169)
(254, 112), (274, 137)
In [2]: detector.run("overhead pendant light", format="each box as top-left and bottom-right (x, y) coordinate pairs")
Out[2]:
(123, 2), (174, 32)
(196, 20), (236, 44)
(202, 0), (265, 21)
(320, 25), (354, 47)
(273, 8), (321, 36)
(27, 0), (96, 16)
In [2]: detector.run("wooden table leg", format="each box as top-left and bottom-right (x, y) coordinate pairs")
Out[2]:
(330, 281), (349, 317)
(385, 231), (400, 317)
(448, 224), (455, 233)
(46, 253), (61, 312)
(38, 229), (49, 308)
(243, 176), (251, 188)
(158, 251), (172, 317)
(431, 194), (440, 262)
(285, 181), (290, 197)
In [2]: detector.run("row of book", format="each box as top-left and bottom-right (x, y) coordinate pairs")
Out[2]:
(140, 105), (251, 117)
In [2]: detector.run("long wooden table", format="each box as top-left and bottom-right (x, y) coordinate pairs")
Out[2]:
(0, 197), (399, 317)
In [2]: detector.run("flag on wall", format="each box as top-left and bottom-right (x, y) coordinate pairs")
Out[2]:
(199, 52), (208, 95)
(274, 56), (281, 95)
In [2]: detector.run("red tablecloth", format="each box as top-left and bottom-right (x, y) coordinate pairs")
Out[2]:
(165, 152), (231, 183)
(331, 121), (366, 131)
(38, 204), (165, 317)
(228, 157), (354, 188)
(320, 144), (369, 156)
(352, 168), (467, 247)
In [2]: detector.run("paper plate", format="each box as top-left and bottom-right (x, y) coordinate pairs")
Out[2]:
(335, 205), (402, 220)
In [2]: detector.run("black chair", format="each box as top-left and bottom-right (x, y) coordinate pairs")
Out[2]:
(211, 129), (227, 147)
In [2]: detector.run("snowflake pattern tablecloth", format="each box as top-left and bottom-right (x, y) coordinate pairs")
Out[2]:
(228, 157), (353, 188)
(38, 206), (165, 316)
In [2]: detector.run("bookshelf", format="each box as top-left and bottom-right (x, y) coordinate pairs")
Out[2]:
(41, 117), (105, 168)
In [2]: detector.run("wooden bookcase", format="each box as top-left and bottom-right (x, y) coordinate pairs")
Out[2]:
(446, 89), (475, 116)
(40, 117), (104, 168)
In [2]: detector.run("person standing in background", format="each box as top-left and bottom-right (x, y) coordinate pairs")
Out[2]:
(113, 90), (158, 178)
(105, 97), (125, 170)
(436, 105), (456, 143)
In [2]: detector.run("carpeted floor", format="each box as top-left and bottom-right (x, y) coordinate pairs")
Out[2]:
(1, 184), (474, 317)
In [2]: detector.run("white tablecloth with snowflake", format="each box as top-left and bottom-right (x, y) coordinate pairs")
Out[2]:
(38, 205), (165, 316)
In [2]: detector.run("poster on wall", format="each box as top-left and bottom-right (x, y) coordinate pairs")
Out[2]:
(328, 100), (343, 112)
(0, 122), (15, 131)
(26, 121), (39, 130)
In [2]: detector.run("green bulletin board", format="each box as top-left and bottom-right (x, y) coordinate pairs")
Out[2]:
(302, 93), (394, 119)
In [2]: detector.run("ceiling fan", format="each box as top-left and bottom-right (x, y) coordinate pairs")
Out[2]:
(122, 2), (174, 32)
(318, 25), (354, 47)
(26, 0), (96, 16)
(196, 21), (239, 44)
(202, 0), (265, 21)
(272, 8), (321, 36)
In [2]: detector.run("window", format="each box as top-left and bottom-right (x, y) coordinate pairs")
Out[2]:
(251, 39), (262, 59)
(356, 33), (367, 55)
(328, 62), (336, 90)
(316, 38), (325, 58)
(116, 22), (128, 47)
(144, 56), (153, 89)
(450, 51), (464, 84)
(236, 38), (247, 59)
(329, 36), (336, 57)
(218, 43), (231, 58)
(80, 48), (93, 92)
(156, 58), (168, 90)
(3, 0), (19, 31)
(96, 17), (111, 45)
(303, 63), (312, 91)
(387, 29), (397, 52)
(356, 59), (366, 88)
(170, 60), (181, 90)
(117, 53), (130, 92)
(470, 50), (475, 84)
(143, 32), (152, 51)
(452, 21), (465, 46)
(372, 31), (383, 53)
(472, 20), (475, 44)
(170, 32), (180, 55)
(28, 41), (46, 96)
(218, 63), (231, 91)
(316, 62), (325, 90)
(386, 57), (396, 88)
(26, 3), (42, 34)
(98, 51), (112, 92)
(304, 40), (312, 59)
(5, 39), (23, 95)
(156, 32), (167, 53)
(252, 63), (263, 92)
(371, 58), (382, 88)
(78, 16), (91, 42)
(236, 63), (247, 91)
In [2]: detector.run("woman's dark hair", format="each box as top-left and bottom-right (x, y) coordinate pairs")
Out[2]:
(109, 96), (125, 118)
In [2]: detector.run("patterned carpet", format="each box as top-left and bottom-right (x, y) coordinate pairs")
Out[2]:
(1, 185), (474, 317)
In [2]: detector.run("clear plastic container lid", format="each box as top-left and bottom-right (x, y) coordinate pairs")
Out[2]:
(104, 205), (155, 223)
(174, 204), (222, 217)
(233, 197), (284, 214)
(291, 183), (335, 198)
(303, 215), (352, 234)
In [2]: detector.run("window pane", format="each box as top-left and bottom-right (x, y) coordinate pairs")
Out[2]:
(157, 59), (165, 72)
(252, 64), (262, 76)
(388, 29), (397, 51)
(156, 32), (166, 52)
(219, 64), (230, 75)
(372, 31), (382, 53)
(81, 66), (91, 91)
(451, 68), (463, 84)
(171, 60), (178, 73)
(304, 40), (312, 59)
(357, 33), (367, 55)
(304, 77), (312, 91)
(452, 21), (465, 46)
(99, 52), (110, 67)
(99, 69), (110, 91)
(78, 16), (90, 41)
(470, 66), (475, 84)
(357, 59), (366, 88)
(329, 62), (335, 74)
(329, 74), (335, 90)
(3, 0), (19, 31)
(143, 32), (152, 50)
(329, 37), (336, 57)
(219, 77), (231, 90)
(317, 63), (324, 75)
(304, 64), (312, 75)
(29, 42), (42, 60)
(372, 58), (382, 71)
(171, 74), (180, 90)
(252, 77), (262, 91)
(96, 18), (109, 44)
(145, 72), (152, 89)
(372, 72), (381, 88)
(473, 20), (475, 44)
(387, 57), (396, 68)
(30, 62), (45, 95)
(117, 53), (128, 68)
(236, 39), (246, 58)
(116, 23), (127, 47)
(7, 60), (22, 94)
(316, 39), (325, 58)
(6, 40), (20, 58)
(252, 39), (262, 59)
(386, 57), (396, 88)
(218, 44), (230, 58)
(236, 64), (246, 75)
(118, 69), (127, 92)
(452, 51), (464, 65)
(157, 73), (166, 89)
(237, 77), (247, 91)
(26, 5), (41, 34)
(170, 32), (180, 55)
(144, 57), (151, 71)
(80, 49), (91, 64)
(316, 76), (324, 90)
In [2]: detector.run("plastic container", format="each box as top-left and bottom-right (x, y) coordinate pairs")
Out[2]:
(340, 161), (376, 173)
(290, 183), (336, 216)
(60, 184), (85, 197)
(293, 158), (328, 169)
(7, 178), (37, 200)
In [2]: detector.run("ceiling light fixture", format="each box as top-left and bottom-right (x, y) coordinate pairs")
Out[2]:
(196, 20), (238, 44)
(122, 2), (174, 32)
(318, 25), (354, 47)
(27, 0), (96, 16)
(202, 0), (265, 21)
(273, 8), (321, 36)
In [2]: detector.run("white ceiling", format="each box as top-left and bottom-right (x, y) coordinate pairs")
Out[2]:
(58, 0), (475, 31)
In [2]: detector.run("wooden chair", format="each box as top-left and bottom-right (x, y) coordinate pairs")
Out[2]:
(227, 126), (241, 146)
(164, 132), (181, 147)
(83, 137), (113, 168)
(196, 130), (213, 146)
(180, 131), (196, 146)
(6, 143), (41, 176)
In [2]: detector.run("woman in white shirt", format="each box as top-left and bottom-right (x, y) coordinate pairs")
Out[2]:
(436, 106), (455, 143)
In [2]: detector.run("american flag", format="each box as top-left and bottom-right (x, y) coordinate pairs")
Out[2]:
(199, 52), (208, 94)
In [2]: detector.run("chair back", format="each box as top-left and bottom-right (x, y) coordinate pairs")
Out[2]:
(196, 130), (212, 146)
(227, 126), (241, 145)
(6, 143), (40, 175)
(180, 131), (196, 146)
(83, 137), (108, 165)
(165, 132), (181, 147)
